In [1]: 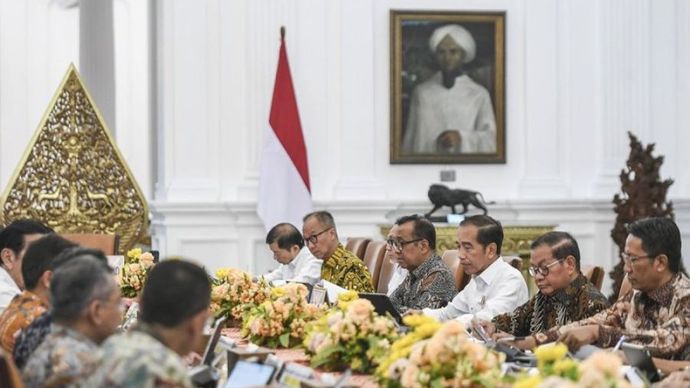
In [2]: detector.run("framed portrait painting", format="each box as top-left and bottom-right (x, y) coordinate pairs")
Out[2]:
(390, 10), (506, 164)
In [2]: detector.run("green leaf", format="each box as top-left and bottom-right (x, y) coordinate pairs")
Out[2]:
(279, 332), (290, 348)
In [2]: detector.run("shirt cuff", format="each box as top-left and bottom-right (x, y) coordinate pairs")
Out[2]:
(423, 307), (443, 322)
(597, 326), (623, 348)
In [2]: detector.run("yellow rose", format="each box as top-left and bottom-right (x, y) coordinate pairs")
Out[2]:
(534, 342), (569, 363)
(271, 287), (286, 299)
(127, 248), (142, 260)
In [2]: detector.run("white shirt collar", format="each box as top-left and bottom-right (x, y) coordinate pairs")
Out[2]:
(475, 256), (506, 286)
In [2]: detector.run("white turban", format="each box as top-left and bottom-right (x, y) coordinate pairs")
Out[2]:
(428, 24), (476, 64)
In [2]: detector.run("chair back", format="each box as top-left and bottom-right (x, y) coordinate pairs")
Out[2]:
(503, 256), (523, 271)
(377, 257), (395, 294)
(442, 249), (469, 292)
(362, 241), (387, 290)
(345, 237), (371, 260)
(62, 233), (120, 255)
(583, 265), (605, 291)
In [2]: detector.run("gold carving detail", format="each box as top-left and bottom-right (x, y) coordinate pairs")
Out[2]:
(0, 64), (148, 253)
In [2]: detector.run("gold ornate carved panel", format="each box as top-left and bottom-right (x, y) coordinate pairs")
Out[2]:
(0, 64), (148, 253)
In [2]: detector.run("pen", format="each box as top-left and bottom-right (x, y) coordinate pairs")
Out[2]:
(612, 335), (627, 352)
(496, 336), (526, 342)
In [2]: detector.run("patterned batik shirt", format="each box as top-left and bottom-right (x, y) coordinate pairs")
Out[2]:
(389, 254), (455, 314)
(13, 310), (52, 369)
(321, 244), (374, 292)
(0, 290), (48, 353)
(85, 323), (192, 387)
(541, 272), (690, 359)
(492, 274), (609, 336)
(22, 324), (100, 388)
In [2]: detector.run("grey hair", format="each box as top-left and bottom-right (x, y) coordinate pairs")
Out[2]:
(50, 255), (116, 323)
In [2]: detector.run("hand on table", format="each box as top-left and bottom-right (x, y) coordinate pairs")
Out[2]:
(557, 325), (599, 352)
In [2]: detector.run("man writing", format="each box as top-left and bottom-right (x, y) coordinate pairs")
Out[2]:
(510, 217), (690, 360)
(262, 223), (321, 285)
(419, 215), (528, 324)
(473, 231), (609, 340)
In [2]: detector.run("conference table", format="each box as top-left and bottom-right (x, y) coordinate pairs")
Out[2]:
(221, 328), (378, 387)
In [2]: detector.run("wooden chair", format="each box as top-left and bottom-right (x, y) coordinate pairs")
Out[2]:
(376, 257), (395, 294)
(503, 256), (523, 271)
(583, 265), (605, 291)
(442, 249), (470, 292)
(345, 237), (371, 261)
(362, 241), (386, 290)
(0, 348), (23, 388)
(61, 233), (120, 255)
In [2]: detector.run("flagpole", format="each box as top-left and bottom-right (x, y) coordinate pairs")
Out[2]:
(280, 26), (285, 40)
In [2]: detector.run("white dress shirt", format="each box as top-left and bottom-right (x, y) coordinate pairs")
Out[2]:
(386, 263), (408, 297)
(0, 266), (20, 313)
(262, 246), (322, 285)
(423, 257), (528, 324)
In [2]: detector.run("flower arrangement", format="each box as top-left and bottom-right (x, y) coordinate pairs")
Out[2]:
(513, 343), (631, 388)
(303, 294), (398, 373)
(117, 248), (155, 298)
(210, 267), (270, 324)
(241, 283), (325, 348)
(376, 316), (504, 388)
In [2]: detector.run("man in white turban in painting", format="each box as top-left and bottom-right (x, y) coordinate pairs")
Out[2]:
(402, 24), (497, 154)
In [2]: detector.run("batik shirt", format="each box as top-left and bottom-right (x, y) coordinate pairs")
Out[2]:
(389, 254), (455, 314)
(0, 290), (48, 353)
(492, 274), (609, 336)
(22, 324), (100, 388)
(321, 244), (374, 292)
(85, 323), (192, 387)
(13, 310), (52, 369)
(541, 273), (690, 359)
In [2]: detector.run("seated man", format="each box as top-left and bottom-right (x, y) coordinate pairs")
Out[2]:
(0, 234), (76, 353)
(512, 217), (690, 360)
(385, 224), (408, 296)
(13, 248), (110, 369)
(86, 259), (211, 386)
(474, 231), (609, 338)
(302, 211), (374, 292)
(0, 220), (52, 312)
(262, 223), (321, 285)
(389, 215), (455, 313)
(23, 253), (121, 386)
(421, 215), (528, 324)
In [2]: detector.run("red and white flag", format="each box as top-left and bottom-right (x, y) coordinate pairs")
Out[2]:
(257, 29), (312, 231)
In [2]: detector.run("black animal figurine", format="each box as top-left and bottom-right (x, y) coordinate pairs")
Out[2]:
(425, 184), (495, 218)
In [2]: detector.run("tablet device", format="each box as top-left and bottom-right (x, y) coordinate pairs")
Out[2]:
(621, 343), (661, 383)
(201, 316), (227, 366)
(357, 293), (403, 324)
(225, 360), (277, 388)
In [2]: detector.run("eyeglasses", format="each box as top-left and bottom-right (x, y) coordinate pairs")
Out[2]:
(528, 258), (565, 277)
(385, 238), (423, 251)
(622, 253), (655, 265)
(304, 228), (332, 245)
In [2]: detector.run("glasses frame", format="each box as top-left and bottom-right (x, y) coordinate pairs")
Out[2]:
(528, 258), (566, 277)
(304, 227), (332, 245)
(386, 237), (423, 251)
(621, 252), (655, 265)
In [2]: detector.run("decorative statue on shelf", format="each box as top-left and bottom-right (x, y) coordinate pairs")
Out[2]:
(425, 184), (494, 219)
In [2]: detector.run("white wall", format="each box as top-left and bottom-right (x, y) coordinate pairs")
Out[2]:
(0, 0), (689, 295)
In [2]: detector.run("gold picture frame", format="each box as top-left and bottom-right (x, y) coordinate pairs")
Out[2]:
(390, 10), (506, 164)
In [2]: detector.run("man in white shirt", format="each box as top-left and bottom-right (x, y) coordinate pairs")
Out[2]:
(421, 215), (528, 324)
(262, 223), (321, 285)
(0, 220), (53, 312)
